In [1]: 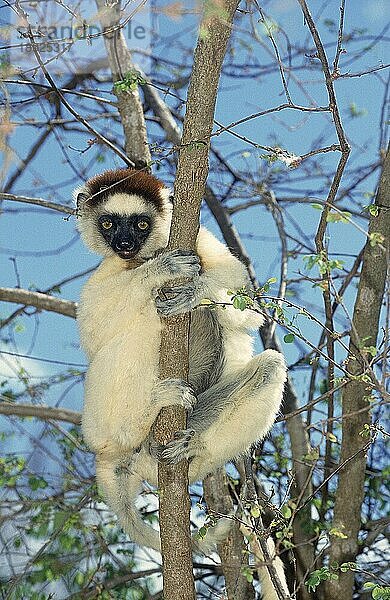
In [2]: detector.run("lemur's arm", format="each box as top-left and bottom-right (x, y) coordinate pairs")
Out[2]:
(155, 228), (264, 329)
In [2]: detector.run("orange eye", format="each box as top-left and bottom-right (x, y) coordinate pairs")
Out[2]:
(138, 220), (149, 230)
(101, 220), (112, 230)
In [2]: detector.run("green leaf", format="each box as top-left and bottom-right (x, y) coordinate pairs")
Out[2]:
(329, 527), (348, 539)
(284, 333), (295, 343)
(349, 102), (367, 118)
(363, 204), (379, 217)
(241, 566), (254, 583)
(369, 232), (384, 247)
(250, 505), (261, 518)
(199, 298), (214, 306)
(74, 571), (84, 586)
(311, 203), (323, 210)
(28, 476), (48, 491)
(373, 587), (390, 600)
(363, 582), (376, 590)
(326, 210), (351, 223)
(233, 296), (247, 311)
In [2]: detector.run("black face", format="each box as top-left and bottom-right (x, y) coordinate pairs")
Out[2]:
(98, 213), (152, 259)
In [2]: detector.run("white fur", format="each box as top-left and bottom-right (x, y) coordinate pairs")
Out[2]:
(77, 187), (286, 558)
(79, 227), (270, 456)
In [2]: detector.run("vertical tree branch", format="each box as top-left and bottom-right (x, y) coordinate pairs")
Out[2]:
(152, 2), (240, 598)
(325, 148), (389, 599)
(95, 0), (151, 168)
(203, 470), (255, 600)
(296, 6), (351, 582)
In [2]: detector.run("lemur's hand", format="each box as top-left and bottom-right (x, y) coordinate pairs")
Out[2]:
(158, 249), (200, 280)
(155, 281), (200, 316)
(154, 249), (202, 316)
(152, 378), (196, 411)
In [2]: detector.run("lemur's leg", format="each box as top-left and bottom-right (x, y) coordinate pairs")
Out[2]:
(112, 379), (195, 450)
(159, 350), (286, 473)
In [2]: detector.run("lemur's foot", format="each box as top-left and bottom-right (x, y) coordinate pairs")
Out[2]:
(156, 281), (198, 316)
(159, 249), (200, 279)
(160, 428), (196, 464)
(152, 378), (196, 412)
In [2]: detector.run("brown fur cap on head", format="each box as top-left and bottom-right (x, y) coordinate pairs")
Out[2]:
(76, 168), (171, 213)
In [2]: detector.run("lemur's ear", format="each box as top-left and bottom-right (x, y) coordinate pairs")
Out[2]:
(76, 191), (90, 208)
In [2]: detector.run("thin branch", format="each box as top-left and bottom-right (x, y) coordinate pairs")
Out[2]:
(255, 2), (293, 104)
(212, 103), (329, 138)
(0, 402), (81, 425)
(0, 287), (77, 319)
(12, 3), (134, 167)
(4, 128), (52, 192)
(332, 0), (346, 75)
(1, 193), (75, 215)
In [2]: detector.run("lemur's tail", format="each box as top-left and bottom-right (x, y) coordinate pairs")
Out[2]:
(95, 456), (231, 554)
(96, 455), (161, 551)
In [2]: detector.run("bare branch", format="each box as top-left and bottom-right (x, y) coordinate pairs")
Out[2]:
(0, 287), (76, 319)
(95, 0), (151, 168)
(1, 193), (75, 215)
(12, 4), (133, 167)
(0, 402), (81, 425)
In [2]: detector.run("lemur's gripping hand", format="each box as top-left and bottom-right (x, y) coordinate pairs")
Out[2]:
(158, 249), (200, 280)
(155, 282), (199, 316)
(154, 249), (202, 316)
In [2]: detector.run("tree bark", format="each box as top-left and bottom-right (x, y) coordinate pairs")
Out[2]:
(152, 3), (240, 598)
(325, 147), (390, 600)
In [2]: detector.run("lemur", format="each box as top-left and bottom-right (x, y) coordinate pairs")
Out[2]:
(75, 167), (287, 558)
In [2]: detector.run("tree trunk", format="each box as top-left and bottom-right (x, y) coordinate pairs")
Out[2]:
(325, 147), (389, 600)
(152, 2), (240, 598)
